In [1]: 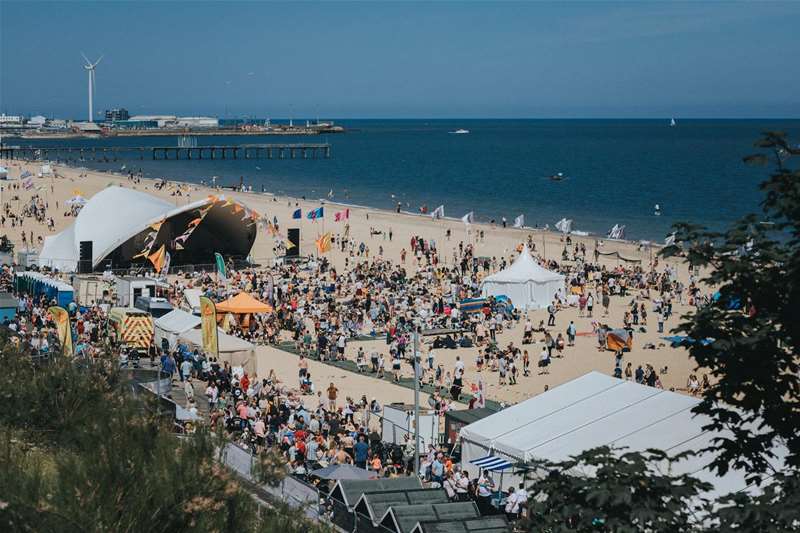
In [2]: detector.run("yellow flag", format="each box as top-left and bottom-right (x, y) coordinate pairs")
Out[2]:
(199, 296), (219, 358)
(315, 232), (332, 254)
(284, 238), (296, 250)
(48, 306), (73, 356)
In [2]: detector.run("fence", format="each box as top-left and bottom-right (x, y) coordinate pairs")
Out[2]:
(222, 442), (321, 519)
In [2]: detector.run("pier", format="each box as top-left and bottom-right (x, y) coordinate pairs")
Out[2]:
(0, 143), (332, 161)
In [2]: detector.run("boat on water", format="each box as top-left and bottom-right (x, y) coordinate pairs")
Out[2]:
(670, 118), (676, 127)
(449, 128), (470, 134)
(654, 203), (662, 216)
(549, 172), (566, 181)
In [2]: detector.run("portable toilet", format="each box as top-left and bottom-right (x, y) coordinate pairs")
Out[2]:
(0, 292), (18, 322)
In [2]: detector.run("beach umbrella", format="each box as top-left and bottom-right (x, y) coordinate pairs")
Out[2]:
(310, 464), (377, 481)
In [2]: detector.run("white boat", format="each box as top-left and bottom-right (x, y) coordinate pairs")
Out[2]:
(449, 128), (470, 134)
(670, 118), (676, 127)
(654, 203), (662, 216)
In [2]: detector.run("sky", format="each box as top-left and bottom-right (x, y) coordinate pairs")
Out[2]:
(1, 1), (799, 119)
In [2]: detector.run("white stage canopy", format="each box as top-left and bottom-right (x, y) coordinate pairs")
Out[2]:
(154, 308), (202, 349)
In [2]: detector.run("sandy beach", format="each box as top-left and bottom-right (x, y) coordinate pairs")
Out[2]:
(2, 159), (704, 407)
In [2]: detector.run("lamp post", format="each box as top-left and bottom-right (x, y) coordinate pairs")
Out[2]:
(413, 320), (421, 476)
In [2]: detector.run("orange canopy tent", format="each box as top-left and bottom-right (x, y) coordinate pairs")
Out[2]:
(215, 292), (273, 314)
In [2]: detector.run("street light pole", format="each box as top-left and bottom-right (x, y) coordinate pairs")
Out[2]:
(413, 322), (421, 476)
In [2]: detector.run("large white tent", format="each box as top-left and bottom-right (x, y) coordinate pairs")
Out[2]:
(459, 372), (787, 499)
(480, 245), (564, 310)
(154, 308), (202, 349)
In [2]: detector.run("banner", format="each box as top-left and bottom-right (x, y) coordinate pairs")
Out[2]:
(334, 209), (350, 222)
(292, 208), (302, 219)
(431, 205), (444, 220)
(214, 252), (227, 280)
(199, 296), (219, 358)
(147, 244), (167, 271)
(48, 306), (73, 356)
(461, 211), (474, 225)
(307, 207), (324, 220)
(513, 214), (525, 228)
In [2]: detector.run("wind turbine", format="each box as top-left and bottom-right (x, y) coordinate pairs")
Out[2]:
(82, 53), (103, 122)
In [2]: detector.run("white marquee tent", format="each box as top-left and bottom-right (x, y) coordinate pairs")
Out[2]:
(178, 326), (256, 373)
(480, 245), (564, 310)
(154, 308), (202, 349)
(459, 372), (787, 499)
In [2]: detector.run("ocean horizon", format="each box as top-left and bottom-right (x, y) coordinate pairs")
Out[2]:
(17, 118), (800, 240)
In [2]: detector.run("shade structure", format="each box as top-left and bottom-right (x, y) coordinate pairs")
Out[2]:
(458, 371), (788, 502)
(154, 308), (202, 349)
(178, 327), (255, 373)
(469, 455), (513, 472)
(311, 464), (377, 481)
(40, 186), (257, 272)
(480, 244), (564, 310)
(215, 292), (272, 314)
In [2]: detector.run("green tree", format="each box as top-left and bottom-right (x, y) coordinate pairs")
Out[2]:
(663, 131), (800, 479)
(523, 447), (712, 533)
(0, 330), (326, 533)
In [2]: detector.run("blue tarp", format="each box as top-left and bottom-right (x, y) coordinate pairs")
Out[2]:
(662, 336), (714, 347)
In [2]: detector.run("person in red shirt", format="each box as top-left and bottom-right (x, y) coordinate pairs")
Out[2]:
(240, 373), (250, 393)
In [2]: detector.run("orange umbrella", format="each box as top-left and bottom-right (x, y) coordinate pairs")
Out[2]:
(215, 292), (273, 314)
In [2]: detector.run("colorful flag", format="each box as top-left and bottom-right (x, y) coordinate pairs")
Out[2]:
(215, 252), (227, 280)
(199, 296), (219, 358)
(431, 205), (445, 220)
(461, 211), (474, 225)
(315, 232), (332, 254)
(147, 244), (167, 271)
(334, 209), (350, 222)
(307, 206), (324, 220)
(292, 208), (302, 219)
(49, 306), (73, 356)
(513, 214), (525, 228)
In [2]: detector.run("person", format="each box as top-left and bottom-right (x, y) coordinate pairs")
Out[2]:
(566, 320), (576, 346)
(547, 301), (556, 327)
(354, 434), (370, 469)
(504, 487), (520, 520)
(326, 382), (338, 411)
(538, 345), (550, 375)
(456, 470), (470, 501)
(587, 293), (594, 317)
(476, 473), (495, 514)
(431, 453), (445, 485)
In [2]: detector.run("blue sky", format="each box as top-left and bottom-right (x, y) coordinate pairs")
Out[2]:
(1, 1), (799, 119)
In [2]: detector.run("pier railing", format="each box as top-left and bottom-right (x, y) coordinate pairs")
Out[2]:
(0, 143), (331, 161)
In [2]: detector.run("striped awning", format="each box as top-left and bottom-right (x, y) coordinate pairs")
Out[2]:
(470, 455), (513, 472)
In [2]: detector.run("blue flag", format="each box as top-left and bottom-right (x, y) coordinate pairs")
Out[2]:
(307, 207), (324, 220)
(292, 208), (302, 219)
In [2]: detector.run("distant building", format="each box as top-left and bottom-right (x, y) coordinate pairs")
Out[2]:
(175, 116), (218, 129)
(28, 115), (47, 127)
(0, 114), (23, 128)
(104, 108), (130, 122)
(73, 122), (103, 134)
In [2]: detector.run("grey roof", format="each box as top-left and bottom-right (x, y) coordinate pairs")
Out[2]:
(412, 516), (511, 533)
(381, 502), (480, 533)
(354, 488), (448, 524)
(329, 476), (423, 510)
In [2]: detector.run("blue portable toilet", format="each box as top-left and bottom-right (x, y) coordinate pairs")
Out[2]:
(0, 292), (18, 322)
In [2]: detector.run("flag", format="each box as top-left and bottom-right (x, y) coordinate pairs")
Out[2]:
(267, 221), (279, 236)
(284, 238), (296, 250)
(431, 205), (445, 220)
(23, 177), (33, 190)
(334, 209), (350, 222)
(199, 296), (219, 358)
(513, 214), (525, 228)
(461, 211), (474, 225)
(328, 189), (334, 199)
(215, 252), (227, 280)
(49, 306), (73, 356)
(307, 206), (324, 220)
(19, 170), (32, 179)
(555, 218), (573, 234)
(664, 233), (676, 246)
(315, 232), (332, 254)
(147, 244), (167, 271)
(607, 224), (626, 240)
(292, 208), (302, 219)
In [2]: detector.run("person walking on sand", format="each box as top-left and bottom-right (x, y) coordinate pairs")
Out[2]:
(547, 301), (557, 327)
(587, 293), (594, 317)
(538, 345), (550, 375)
(566, 320), (576, 346)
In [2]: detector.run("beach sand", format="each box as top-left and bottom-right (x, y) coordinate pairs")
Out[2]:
(2, 160), (705, 408)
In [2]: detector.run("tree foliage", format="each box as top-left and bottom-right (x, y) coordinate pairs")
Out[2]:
(524, 447), (712, 533)
(662, 131), (800, 479)
(0, 330), (326, 533)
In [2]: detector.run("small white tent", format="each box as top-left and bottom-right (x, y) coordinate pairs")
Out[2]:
(480, 244), (564, 310)
(154, 308), (201, 349)
(178, 327), (255, 373)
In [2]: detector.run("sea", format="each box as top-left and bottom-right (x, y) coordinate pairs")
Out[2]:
(17, 119), (800, 241)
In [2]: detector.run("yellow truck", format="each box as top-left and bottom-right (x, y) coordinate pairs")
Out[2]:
(107, 307), (154, 350)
